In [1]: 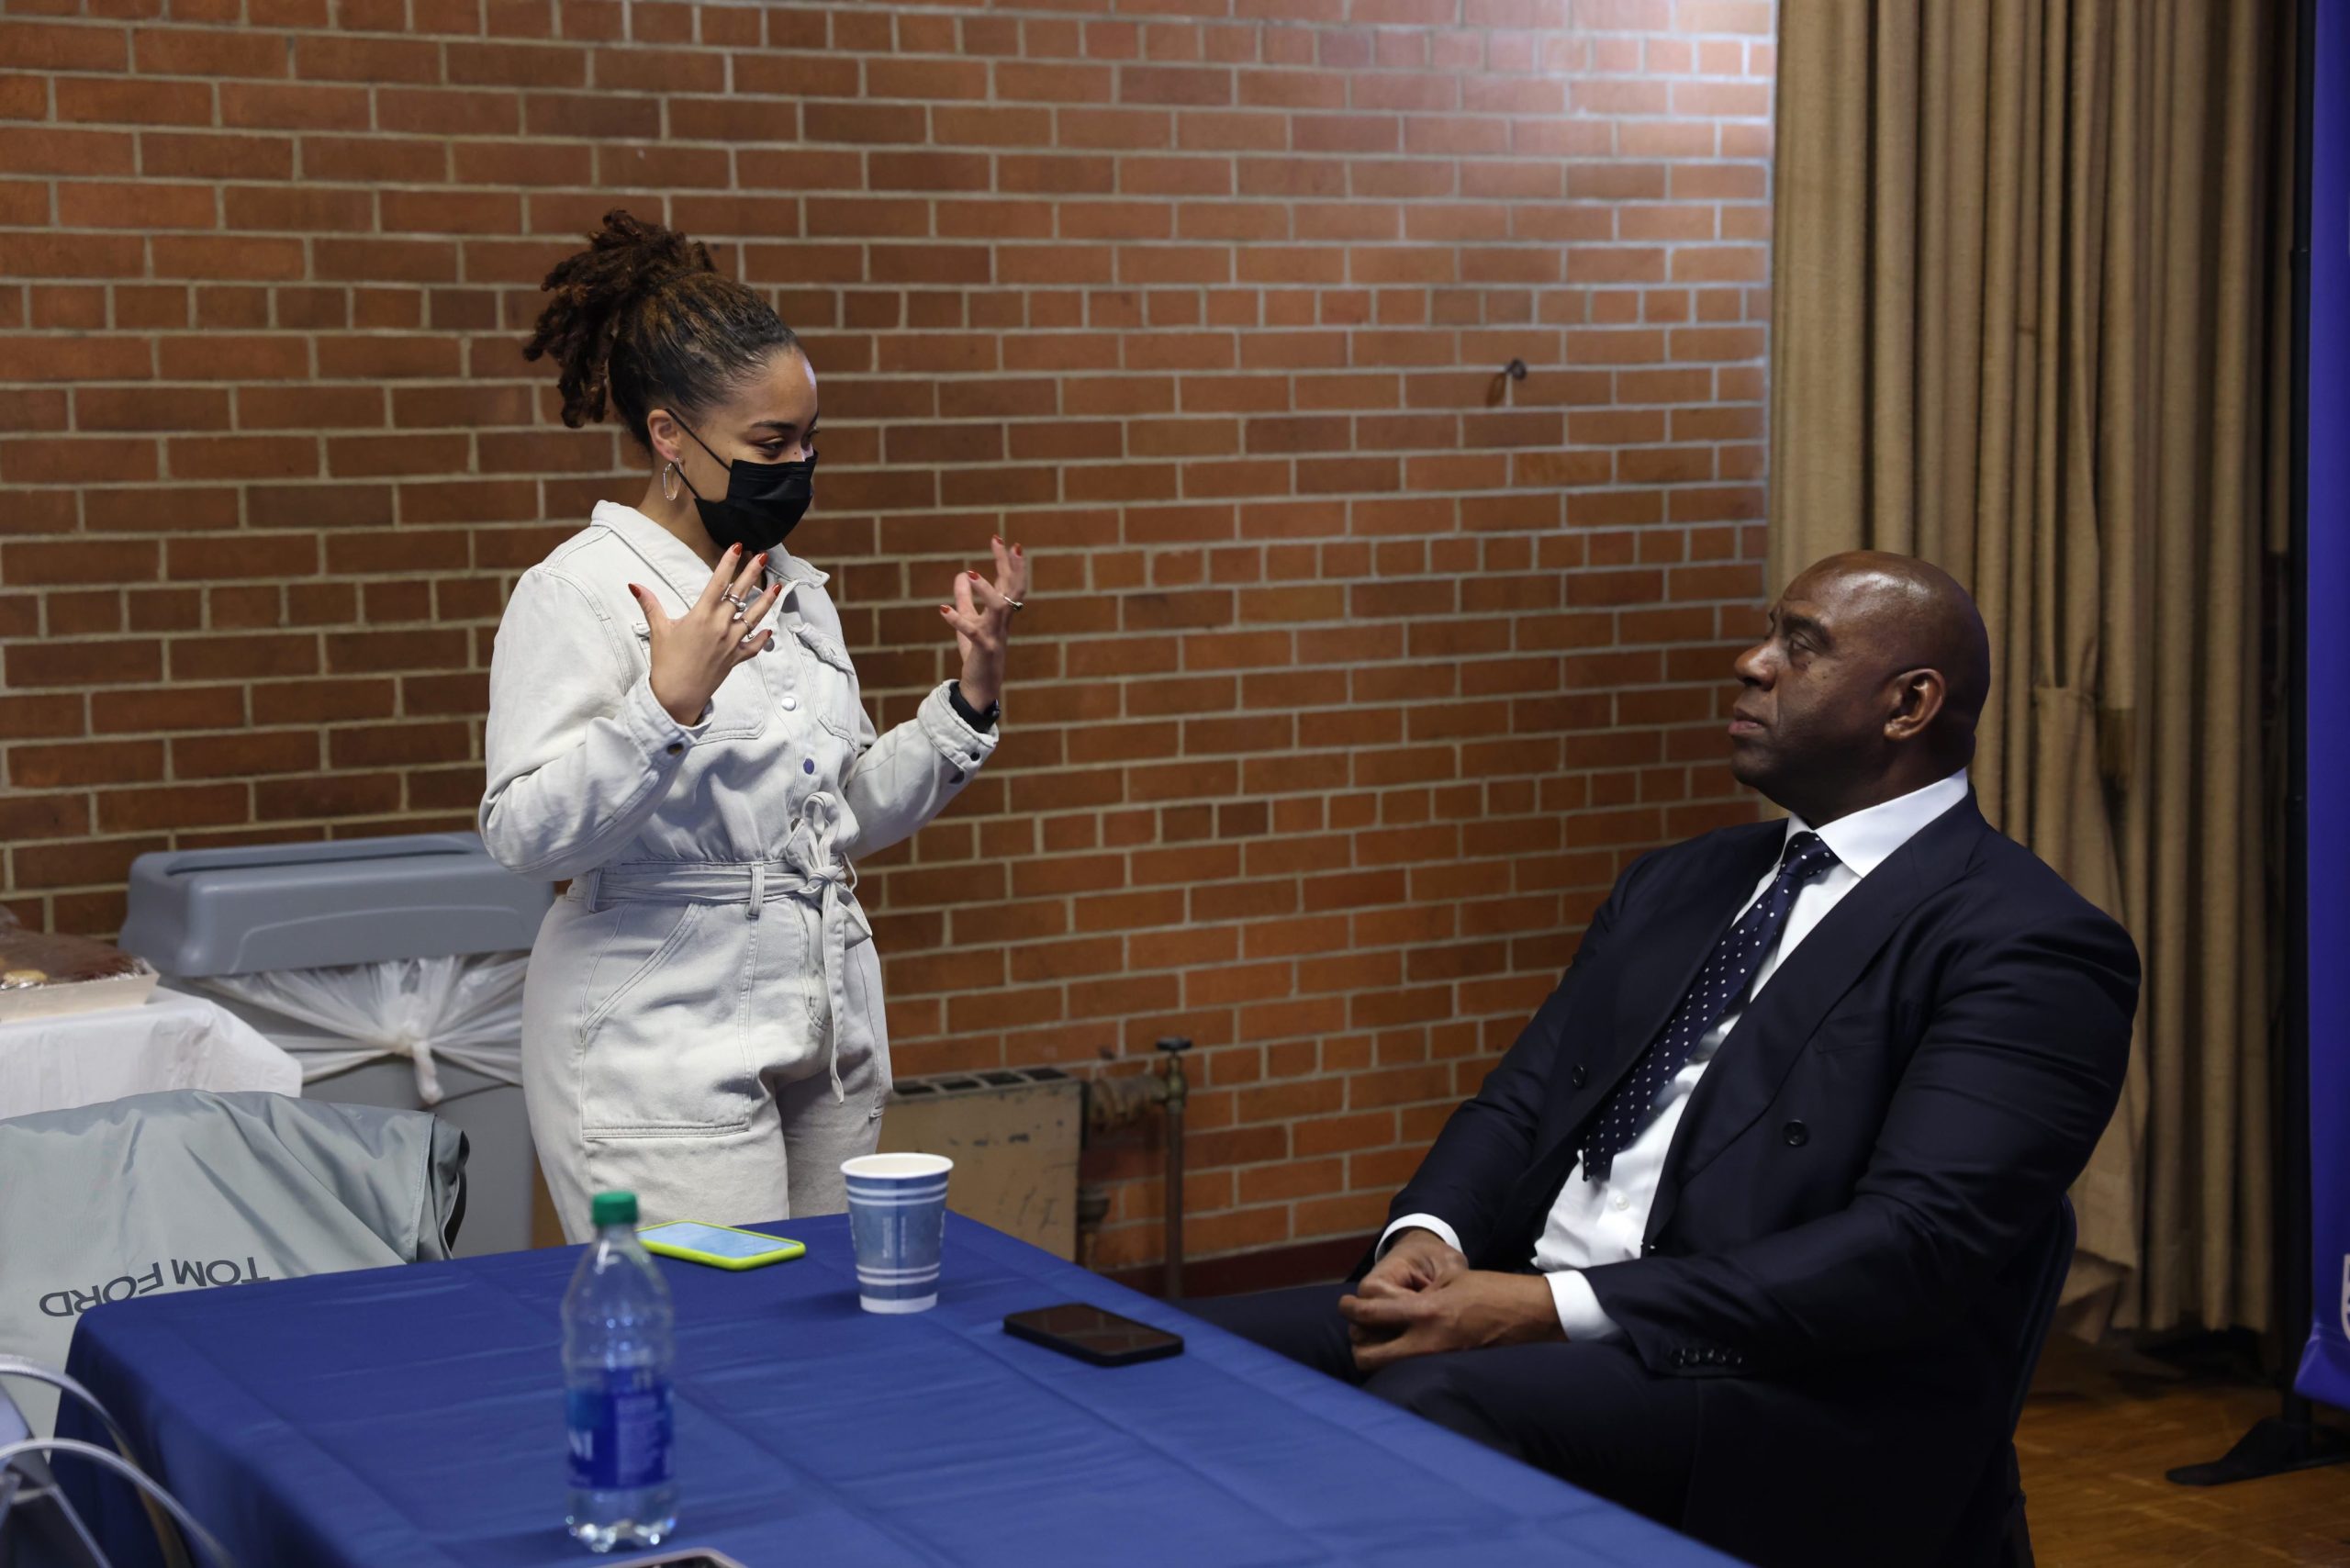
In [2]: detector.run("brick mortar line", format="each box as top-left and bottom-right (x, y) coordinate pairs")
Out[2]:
(8, 694), (1740, 710)
(9, 54), (1771, 79)
(6, 57), (1779, 79)
(8, 800), (1724, 832)
(11, 202), (1771, 227)
(1, 729), (1760, 765)
(4, 395), (1771, 410)
(8, 95), (1779, 116)
(3, 19), (1780, 50)
(0, 612), (1765, 635)
(0, 573), (1763, 588)
(1, 550), (1761, 568)
(0, 469), (1762, 487)
(7, 872), (1681, 905)
(6, 282), (1769, 299)
(6, 4), (1760, 21)
(0, 692), (1758, 721)
(0, 604), (1763, 625)
(1, 210), (1769, 231)
(0, 359), (1772, 370)
(10, 168), (1773, 181)
(0, 458), (1769, 472)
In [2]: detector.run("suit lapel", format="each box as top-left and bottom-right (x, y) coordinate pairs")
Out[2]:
(1530, 823), (1785, 1165)
(1641, 795), (1990, 1242)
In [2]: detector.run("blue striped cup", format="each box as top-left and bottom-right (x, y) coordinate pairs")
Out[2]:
(840, 1153), (954, 1314)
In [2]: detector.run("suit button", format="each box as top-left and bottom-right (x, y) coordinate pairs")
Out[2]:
(1782, 1119), (1809, 1147)
(1571, 1064), (1588, 1089)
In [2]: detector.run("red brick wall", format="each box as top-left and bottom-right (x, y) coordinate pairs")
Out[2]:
(0, 0), (1775, 1270)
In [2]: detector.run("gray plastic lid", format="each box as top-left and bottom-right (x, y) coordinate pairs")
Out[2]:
(118, 832), (554, 978)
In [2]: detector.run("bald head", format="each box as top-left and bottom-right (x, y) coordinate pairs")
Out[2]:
(1728, 552), (1991, 825)
(1795, 552), (1991, 742)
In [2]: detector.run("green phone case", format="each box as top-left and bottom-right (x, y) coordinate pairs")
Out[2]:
(636, 1220), (806, 1271)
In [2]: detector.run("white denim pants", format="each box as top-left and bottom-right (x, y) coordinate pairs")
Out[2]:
(520, 811), (890, 1240)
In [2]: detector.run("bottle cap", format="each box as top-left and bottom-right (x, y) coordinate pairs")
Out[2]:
(590, 1191), (638, 1229)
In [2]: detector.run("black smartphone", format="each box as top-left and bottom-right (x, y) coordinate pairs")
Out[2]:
(1002, 1303), (1185, 1367)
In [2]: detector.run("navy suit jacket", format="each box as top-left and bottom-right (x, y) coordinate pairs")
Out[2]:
(1389, 794), (2139, 1562)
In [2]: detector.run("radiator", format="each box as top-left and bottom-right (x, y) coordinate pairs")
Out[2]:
(878, 1067), (1084, 1260)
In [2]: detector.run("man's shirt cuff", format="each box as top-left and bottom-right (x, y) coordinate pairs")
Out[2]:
(1379, 1214), (1463, 1257)
(1547, 1269), (1625, 1341)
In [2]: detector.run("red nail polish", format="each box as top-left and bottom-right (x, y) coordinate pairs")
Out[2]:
(968, 571), (983, 580)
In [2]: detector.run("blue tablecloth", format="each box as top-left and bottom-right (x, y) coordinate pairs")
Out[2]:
(60, 1215), (1730, 1567)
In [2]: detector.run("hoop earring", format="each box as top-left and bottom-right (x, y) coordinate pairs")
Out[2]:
(661, 461), (679, 502)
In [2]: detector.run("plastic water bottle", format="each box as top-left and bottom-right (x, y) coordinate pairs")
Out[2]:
(564, 1191), (677, 1551)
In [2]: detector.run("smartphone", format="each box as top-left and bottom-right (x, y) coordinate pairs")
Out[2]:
(1002, 1303), (1184, 1367)
(635, 1220), (805, 1271)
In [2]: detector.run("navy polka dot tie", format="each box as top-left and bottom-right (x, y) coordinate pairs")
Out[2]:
(1578, 831), (1841, 1182)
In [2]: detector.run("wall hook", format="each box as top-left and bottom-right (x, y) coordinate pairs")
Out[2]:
(1488, 357), (1529, 408)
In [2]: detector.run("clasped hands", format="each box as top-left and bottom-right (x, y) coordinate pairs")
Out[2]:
(1339, 1228), (1565, 1372)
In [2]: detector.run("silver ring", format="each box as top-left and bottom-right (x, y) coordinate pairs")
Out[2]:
(721, 589), (748, 610)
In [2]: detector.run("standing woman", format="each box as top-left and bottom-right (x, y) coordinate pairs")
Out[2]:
(480, 211), (1027, 1240)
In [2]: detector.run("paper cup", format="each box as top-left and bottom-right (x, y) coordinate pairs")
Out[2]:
(841, 1152), (953, 1314)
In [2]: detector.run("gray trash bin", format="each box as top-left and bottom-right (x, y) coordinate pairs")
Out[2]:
(118, 834), (554, 1258)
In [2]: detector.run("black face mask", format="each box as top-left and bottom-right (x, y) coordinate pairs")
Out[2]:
(675, 420), (816, 555)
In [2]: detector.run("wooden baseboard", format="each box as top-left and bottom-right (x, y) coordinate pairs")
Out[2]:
(1102, 1232), (1375, 1299)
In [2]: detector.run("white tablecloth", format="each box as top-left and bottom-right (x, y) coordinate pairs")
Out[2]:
(0, 989), (301, 1123)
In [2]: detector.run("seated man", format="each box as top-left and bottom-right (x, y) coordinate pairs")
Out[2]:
(1192, 553), (2137, 1568)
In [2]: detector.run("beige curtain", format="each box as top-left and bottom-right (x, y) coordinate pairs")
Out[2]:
(1769, 0), (2296, 1335)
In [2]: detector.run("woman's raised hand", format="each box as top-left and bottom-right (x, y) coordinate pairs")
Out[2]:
(629, 544), (782, 728)
(939, 534), (1028, 711)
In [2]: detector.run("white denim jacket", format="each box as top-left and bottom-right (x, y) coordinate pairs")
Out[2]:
(479, 500), (996, 1115)
(482, 500), (995, 883)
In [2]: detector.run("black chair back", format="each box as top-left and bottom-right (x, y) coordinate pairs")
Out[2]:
(1997, 1196), (2076, 1568)
(1932, 1196), (2076, 1568)
(2009, 1197), (2076, 1436)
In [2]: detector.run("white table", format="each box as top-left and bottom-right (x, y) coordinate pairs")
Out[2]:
(0, 989), (300, 1122)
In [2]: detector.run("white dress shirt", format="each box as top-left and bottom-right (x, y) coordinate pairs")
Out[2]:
(1382, 770), (1971, 1339)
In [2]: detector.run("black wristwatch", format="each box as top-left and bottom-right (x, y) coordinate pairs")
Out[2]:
(947, 682), (999, 733)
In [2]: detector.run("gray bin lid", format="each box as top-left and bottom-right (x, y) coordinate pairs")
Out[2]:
(118, 833), (554, 978)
